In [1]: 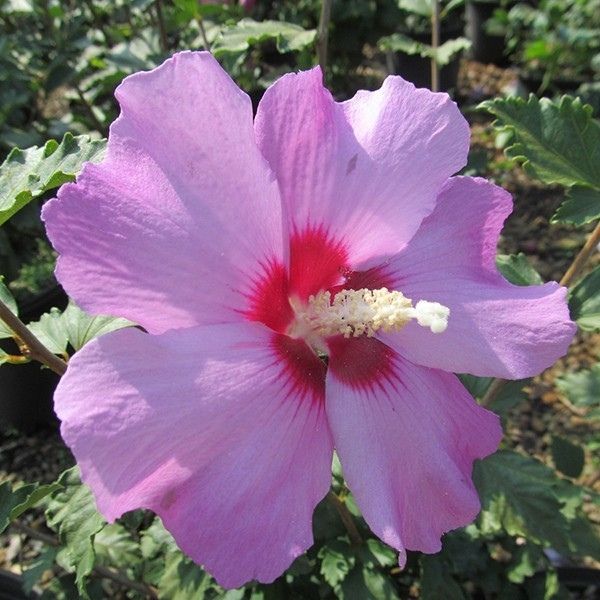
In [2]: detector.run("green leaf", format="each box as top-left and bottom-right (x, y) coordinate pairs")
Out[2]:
(158, 552), (211, 600)
(0, 275), (18, 339)
(507, 544), (543, 584)
(45, 467), (107, 596)
(28, 307), (68, 354)
(22, 547), (59, 594)
(212, 19), (317, 56)
(496, 253), (543, 286)
(552, 186), (600, 226)
(94, 523), (142, 569)
(60, 302), (133, 351)
(420, 555), (466, 600)
(318, 539), (355, 588)
(0, 134), (106, 225)
(361, 539), (396, 568)
(432, 38), (471, 66)
(340, 565), (399, 600)
(551, 435), (585, 478)
(0, 481), (35, 533)
(459, 375), (529, 416)
(481, 95), (600, 189)
(569, 266), (600, 331)
(473, 451), (572, 551)
(0, 480), (62, 533)
(378, 34), (469, 65)
(556, 365), (600, 418)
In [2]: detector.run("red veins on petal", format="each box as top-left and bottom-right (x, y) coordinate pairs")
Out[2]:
(244, 261), (294, 333)
(289, 226), (349, 301)
(328, 336), (399, 395)
(271, 333), (326, 405)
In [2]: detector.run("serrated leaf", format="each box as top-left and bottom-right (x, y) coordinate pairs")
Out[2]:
(45, 467), (107, 596)
(0, 276), (18, 339)
(158, 552), (211, 600)
(94, 523), (142, 569)
(340, 565), (399, 600)
(507, 544), (543, 584)
(60, 302), (133, 350)
(318, 539), (355, 588)
(496, 253), (543, 286)
(362, 538), (396, 568)
(552, 186), (600, 226)
(481, 95), (600, 189)
(378, 34), (470, 65)
(556, 365), (600, 418)
(473, 451), (572, 552)
(569, 266), (600, 331)
(0, 134), (106, 225)
(551, 435), (585, 478)
(212, 19), (316, 56)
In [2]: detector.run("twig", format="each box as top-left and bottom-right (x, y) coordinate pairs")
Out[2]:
(11, 522), (158, 599)
(73, 82), (106, 134)
(317, 0), (333, 78)
(327, 492), (362, 546)
(0, 298), (67, 376)
(198, 17), (211, 51)
(430, 1), (440, 92)
(481, 220), (600, 408)
(559, 220), (600, 288)
(155, 0), (168, 53)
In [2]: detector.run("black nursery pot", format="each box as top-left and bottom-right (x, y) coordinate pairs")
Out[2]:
(465, 1), (507, 66)
(390, 26), (464, 92)
(0, 284), (67, 433)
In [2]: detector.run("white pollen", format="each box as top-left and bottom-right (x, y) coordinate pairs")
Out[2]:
(298, 288), (450, 338)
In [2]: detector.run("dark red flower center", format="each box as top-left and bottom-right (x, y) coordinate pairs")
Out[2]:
(245, 226), (395, 402)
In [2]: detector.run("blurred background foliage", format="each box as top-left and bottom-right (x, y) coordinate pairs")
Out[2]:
(1, 1), (600, 598)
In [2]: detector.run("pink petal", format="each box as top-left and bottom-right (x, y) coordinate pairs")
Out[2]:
(255, 68), (469, 266)
(55, 322), (332, 588)
(43, 51), (283, 334)
(378, 177), (576, 378)
(326, 336), (502, 559)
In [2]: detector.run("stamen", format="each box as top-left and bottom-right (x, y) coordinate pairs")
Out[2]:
(298, 288), (449, 338)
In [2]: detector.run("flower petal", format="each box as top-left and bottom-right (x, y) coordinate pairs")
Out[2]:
(254, 68), (469, 265)
(378, 177), (576, 378)
(326, 337), (501, 559)
(43, 51), (283, 334)
(55, 322), (332, 588)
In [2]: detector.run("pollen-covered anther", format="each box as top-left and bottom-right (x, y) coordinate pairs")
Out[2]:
(301, 288), (450, 338)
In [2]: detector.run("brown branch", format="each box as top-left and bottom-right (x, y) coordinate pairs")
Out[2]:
(481, 220), (600, 408)
(0, 299), (67, 376)
(327, 491), (362, 546)
(11, 522), (158, 599)
(317, 0), (333, 78)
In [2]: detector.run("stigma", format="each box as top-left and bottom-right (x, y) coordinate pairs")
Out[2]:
(297, 288), (450, 338)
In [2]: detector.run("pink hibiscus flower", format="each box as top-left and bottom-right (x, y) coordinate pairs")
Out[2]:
(42, 51), (575, 588)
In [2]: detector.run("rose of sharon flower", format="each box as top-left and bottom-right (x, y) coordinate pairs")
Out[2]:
(43, 51), (575, 588)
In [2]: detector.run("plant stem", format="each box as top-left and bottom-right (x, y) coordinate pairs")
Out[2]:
(327, 491), (362, 546)
(73, 82), (106, 134)
(11, 521), (158, 599)
(198, 17), (211, 51)
(317, 0), (333, 78)
(0, 299), (67, 376)
(430, 0), (440, 92)
(155, 0), (168, 53)
(559, 220), (600, 288)
(481, 219), (600, 408)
